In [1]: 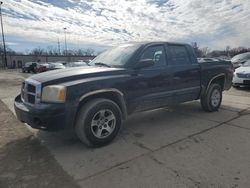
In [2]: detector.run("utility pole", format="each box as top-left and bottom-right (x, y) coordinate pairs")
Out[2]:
(63, 27), (67, 56)
(0, 1), (7, 68)
(57, 38), (61, 55)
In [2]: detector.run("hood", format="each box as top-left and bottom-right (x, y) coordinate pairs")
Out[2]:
(231, 52), (250, 63)
(235, 66), (250, 73)
(30, 66), (125, 84)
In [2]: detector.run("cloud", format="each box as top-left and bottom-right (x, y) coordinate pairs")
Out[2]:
(2, 0), (250, 50)
(6, 42), (18, 46)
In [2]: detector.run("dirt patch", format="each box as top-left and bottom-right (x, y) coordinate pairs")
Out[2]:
(0, 100), (80, 188)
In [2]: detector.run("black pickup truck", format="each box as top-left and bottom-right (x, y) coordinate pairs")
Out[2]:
(15, 42), (233, 147)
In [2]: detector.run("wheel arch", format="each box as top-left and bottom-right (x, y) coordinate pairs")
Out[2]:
(203, 73), (225, 95)
(77, 89), (127, 120)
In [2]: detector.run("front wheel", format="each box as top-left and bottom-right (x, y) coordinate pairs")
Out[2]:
(200, 83), (222, 112)
(232, 84), (240, 88)
(75, 98), (122, 147)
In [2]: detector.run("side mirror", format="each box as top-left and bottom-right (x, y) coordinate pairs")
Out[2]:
(134, 59), (155, 69)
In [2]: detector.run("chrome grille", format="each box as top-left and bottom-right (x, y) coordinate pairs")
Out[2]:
(21, 79), (41, 106)
(27, 84), (36, 93)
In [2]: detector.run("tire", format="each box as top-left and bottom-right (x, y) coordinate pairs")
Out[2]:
(233, 84), (240, 88)
(75, 98), (122, 147)
(200, 83), (222, 112)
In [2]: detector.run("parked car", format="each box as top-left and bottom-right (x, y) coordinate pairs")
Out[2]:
(232, 59), (250, 87)
(65, 62), (89, 68)
(217, 56), (231, 61)
(55, 61), (67, 65)
(22, 62), (37, 73)
(197, 58), (220, 63)
(198, 58), (233, 68)
(15, 42), (233, 147)
(231, 52), (250, 69)
(48, 63), (65, 70)
(35, 63), (50, 73)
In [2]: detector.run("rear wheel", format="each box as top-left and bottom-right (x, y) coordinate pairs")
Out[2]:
(200, 83), (222, 112)
(75, 98), (122, 147)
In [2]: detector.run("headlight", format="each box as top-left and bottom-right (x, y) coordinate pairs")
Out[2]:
(41, 85), (66, 103)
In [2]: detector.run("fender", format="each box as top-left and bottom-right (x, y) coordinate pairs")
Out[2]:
(205, 73), (225, 93)
(79, 88), (127, 119)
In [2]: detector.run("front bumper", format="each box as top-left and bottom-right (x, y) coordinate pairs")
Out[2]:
(232, 76), (250, 85)
(14, 95), (76, 131)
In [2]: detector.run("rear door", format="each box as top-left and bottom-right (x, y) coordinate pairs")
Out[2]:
(166, 44), (201, 103)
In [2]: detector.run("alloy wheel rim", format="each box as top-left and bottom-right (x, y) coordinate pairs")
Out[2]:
(91, 109), (116, 139)
(211, 89), (221, 107)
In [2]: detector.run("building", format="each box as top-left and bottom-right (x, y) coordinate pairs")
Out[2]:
(0, 54), (95, 68)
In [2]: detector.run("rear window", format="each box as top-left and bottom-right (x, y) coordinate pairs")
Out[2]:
(168, 45), (191, 65)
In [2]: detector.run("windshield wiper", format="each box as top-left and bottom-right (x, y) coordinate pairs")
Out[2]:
(94, 62), (111, 68)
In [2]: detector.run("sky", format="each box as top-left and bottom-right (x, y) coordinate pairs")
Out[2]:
(1, 0), (250, 53)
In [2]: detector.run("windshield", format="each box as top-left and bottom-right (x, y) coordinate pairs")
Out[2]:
(243, 60), (250, 66)
(89, 44), (140, 67)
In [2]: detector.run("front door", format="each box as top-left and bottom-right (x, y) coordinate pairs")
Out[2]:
(126, 44), (172, 112)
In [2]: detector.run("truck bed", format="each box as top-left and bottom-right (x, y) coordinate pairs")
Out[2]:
(199, 60), (233, 92)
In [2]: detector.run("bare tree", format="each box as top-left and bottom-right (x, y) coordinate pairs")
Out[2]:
(75, 49), (85, 56)
(47, 46), (54, 55)
(24, 49), (30, 55)
(0, 44), (18, 55)
(46, 46), (59, 55)
(201, 47), (210, 57)
(225, 46), (230, 57)
(52, 47), (59, 55)
(85, 48), (95, 56)
(30, 47), (45, 56)
(191, 42), (203, 57)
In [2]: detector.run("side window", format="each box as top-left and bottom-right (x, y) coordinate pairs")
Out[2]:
(169, 45), (191, 65)
(140, 45), (166, 66)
